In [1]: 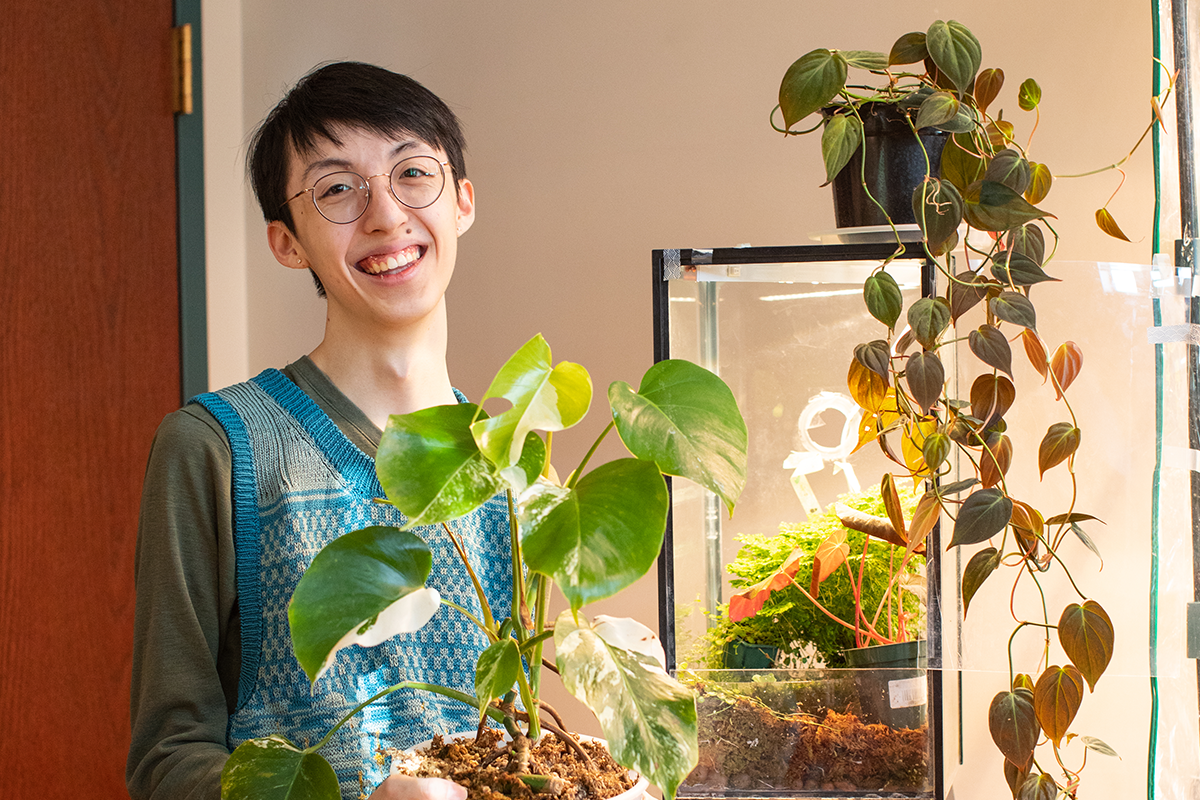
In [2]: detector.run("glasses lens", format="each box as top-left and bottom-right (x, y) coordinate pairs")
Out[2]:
(390, 156), (446, 209)
(312, 172), (369, 223)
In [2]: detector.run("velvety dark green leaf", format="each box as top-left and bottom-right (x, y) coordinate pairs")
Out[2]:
(922, 431), (952, 472)
(906, 350), (945, 414)
(1026, 162), (1052, 204)
(984, 149), (1031, 195)
(475, 639), (523, 722)
(970, 374), (1016, 430)
(897, 85), (935, 112)
(821, 113), (864, 184)
(556, 612), (698, 800)
(989, 688), (1039, 770)
(1005, 224), (1047, 266)
(974, 68), (1004, 112)
(1004, 759), (1029, 799)
(521, 459), (668, 610)
(949, 488), (1013, 547)
(842, 50), (888, 70)
(969, 324), (1013, 376)
(379, 404), (503, 527)
(854, 339), (892, 381)
(964, 180), (1053, 232)
(990, 292), (1038, 330)
(937, 477), (980, 496)
(1017, 773), (1058, 800)
(222, 737), (339, 800)
(1059, 600), (1114, 691)
(1038, 422), (1080, 477)
(609, 359), (748, 514)
(1018, 78), (1043, 111)
(912, 178), (964, 255)
(888, 32), (928, 65)
(289, 527), (435, 683)
(908, 297), (952, 350)
(941, 134), (986, 192)
(864, 271), (904, 329)
(780, 49), (848, 130)
(1033, 665), (1084, 746)
(948, 270), (994, 322)
(963, 546), (1000, 616)
(926, 19), (982, 94)
(990, 251), (1059, 288)
(935, 104), (980, 133)
(915, 91), (959, 129)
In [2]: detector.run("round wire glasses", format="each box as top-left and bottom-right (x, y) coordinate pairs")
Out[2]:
(281, 155), (449, 224)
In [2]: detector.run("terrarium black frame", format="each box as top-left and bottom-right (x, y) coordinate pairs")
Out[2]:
(651, 241), (947, 799)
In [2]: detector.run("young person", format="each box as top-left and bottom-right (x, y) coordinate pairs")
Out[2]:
(127, 62), (510, 800)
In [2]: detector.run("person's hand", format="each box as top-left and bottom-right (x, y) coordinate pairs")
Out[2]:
(368, 775), (467, 800)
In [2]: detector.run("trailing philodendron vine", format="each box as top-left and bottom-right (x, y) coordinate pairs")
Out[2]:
(772, 19), (1159, 798)
(219, 334), (748, 800)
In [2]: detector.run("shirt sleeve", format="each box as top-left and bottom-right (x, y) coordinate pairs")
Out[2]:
(127, 406), (240, 800)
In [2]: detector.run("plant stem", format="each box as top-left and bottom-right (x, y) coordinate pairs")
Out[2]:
(441, 599), (488, 636)
(568, 420), (615, 490)
(529, 575), (551, 697)
(441, 522), (496, 633)
(506, 491), (528, 643)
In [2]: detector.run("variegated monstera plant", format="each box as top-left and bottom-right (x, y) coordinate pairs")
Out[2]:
(773, 18), (1170, 799)
(220, 334), (748, 800)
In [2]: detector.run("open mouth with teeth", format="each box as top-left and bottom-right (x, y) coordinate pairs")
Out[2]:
(357, 245), (425, 276)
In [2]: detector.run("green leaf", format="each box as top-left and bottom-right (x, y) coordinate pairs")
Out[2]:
(941, 134), (986, 192)
(937, 477), (980, 496)
(948, 270), (994, 322)
(520, 459), (668, 610)
(854, 339), (892, 381)
(1070, 522), (1104, 566)
(821, 113), (863, 184)
(949, 488), (1013, 547)
(989, 688), (1039, 770)
(1018, 78), (1043, 111)
(1033, 665), (1084, 746)
(842, 50), (888, 70)
(1026, 162), (1052, 204)
(935, 104), (980, 133)
(475, 638), (523, 723)
(1080, 735), (1120, 758)
(912, 178), (964, 255)
(1006, 224), (1046, 266)
(506, 431), (547, 494)
(888, 32), (928, 65)
(908, 297), (952, 350)
(472, 334), (592, 469)
(990, 292), (1038, 330)
(984, 149), (1031, 196)
(906, 350), (945, 414)
(779, 49), (848, 130)
(1017, 773), (1058, 800)
(1059, 600), (1114, 691)
(1038, 422), (1080, 477)
(914, 91), (959, 129)
(922, 431), (952, 472)
(608, 359), (748, 514)
(962, 546), (1000, 616)
(974, 68), (1004, 112)
(991, 251), (1059, 288)
(222, 737), (340, 800)
(964, 180), (1053, 232)
(555, 612), (698, 800)
(864, 270), (904, 329)
(289, 527), (435, 683)
(378, 403), (503, 527)
(1004, 760), (1030, 799)
(968, 324), (1013, 376)
(926, 20), (982, 94)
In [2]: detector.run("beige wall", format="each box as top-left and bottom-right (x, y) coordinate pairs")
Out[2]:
(202, 2), (1162, 797)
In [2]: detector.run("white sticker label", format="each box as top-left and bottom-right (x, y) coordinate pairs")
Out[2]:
(889, 677), (928, 709)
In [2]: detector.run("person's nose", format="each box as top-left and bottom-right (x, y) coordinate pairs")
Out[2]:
(360, 173), (411, 231)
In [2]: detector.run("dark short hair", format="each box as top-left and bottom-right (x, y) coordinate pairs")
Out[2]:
(248, 61), (468, 234)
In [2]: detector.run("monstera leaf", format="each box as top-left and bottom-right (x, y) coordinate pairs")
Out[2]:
(222, 737), (339, 800)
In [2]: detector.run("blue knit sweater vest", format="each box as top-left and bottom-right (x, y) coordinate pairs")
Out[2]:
(193, 370), (512, 798)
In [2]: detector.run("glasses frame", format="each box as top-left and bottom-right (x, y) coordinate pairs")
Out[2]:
(280, 156), (452, 224)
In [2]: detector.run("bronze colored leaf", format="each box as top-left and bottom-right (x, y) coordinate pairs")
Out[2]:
(854, 339), (892, 382)
(970, 374), (1016, 429)
(906, 350), (945, 414)
(1004, 759), (1028, 799)
(900, 418), (938, 481)
(1038, 422), (1080, 477)
(963, 546), (1000, 616)
(948, 271), (994, 322)
(837, 502), (906, 548)
(1044, 511), (1102, 526)
(1021, 329), (1050, 380)
(989, 688), (1039, 770)
(922, 432), (952, 473)
(941, 133), (987, 192)
(909, 491), (942, 547)
(969, 324), (1014, 376)
(881, 473), (907, 546)
(1013, 673), (1034, 692)
(811, 530), (850, 597)
(1025, 162), (1052, 205)
(949, 488), (1013, 548)
(1033, 665), (1084, 746)
(987, 119), (1015, 149)
(980, 432), (1012, 489)
(974, 68), (1004, 113)
(1009, 500), (1044, 540)
(1017, 773), (1059, 800)
(848, 359), (888, 412)
(990, 292), (1038, 330)
(1050, 341), (1083, 399)
(1096, 207), (1132, 242)
(888, 32), (928, 65)
(1059, 600), (1114, 691)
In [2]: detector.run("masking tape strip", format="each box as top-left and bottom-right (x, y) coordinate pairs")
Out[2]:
(1147, 323), (1200, 345)
(1162, 444), (1200, 473)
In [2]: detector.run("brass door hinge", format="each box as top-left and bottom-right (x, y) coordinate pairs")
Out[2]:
(172, 24), (193, 115)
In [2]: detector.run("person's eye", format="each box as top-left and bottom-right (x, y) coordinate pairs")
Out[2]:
(318, 180), (356, 200)
(397, 166), (430, 180)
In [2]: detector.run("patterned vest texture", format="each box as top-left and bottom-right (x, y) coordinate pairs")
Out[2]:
(193, 370), (512, 799)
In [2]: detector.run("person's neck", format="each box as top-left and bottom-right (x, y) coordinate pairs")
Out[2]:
(307, 310), (456, 431)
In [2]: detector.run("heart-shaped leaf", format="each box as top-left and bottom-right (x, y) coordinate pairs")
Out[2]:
(520, 459), (668, 610)
(941, 133), (987, 192)
(926, 20), (982, 94)
(912, 178), (964, 255)
(921, 432), (951, 472)
(1050, 341), (1084, 399)
(974, 68), (1004, 112)
(1096, 207), (1132, 242)
(1059, 600), (1114, 690)
(779, 49), (848, 130)
(908, 297), (952, 350)
(1006, 224), (1046, 266)
(980, 432), (1012, 489)
(289, 527), (436, 683)
(915, 91), (960, 129)
(970, 374), (1016, 429)
(1079, 735), (1120, 757)
(906, 350), (945, 413)
(1033, 665), (1084, 746)
(948, 271), (994, 322)
(990, 292), (1038, 330)
(1018, 773), (1059, 800)
(989, 688), (1039, 770)
(987, 119), (1016, 149)
(1004, 759), (1030, 799)
(949, 488), (1013, 547)
(864, 270), (904, 329)
(821, 113), (864, 184)
(964, 180), (1053, 232)
(848, 358), (889, 412)
(991, 251), (1059, 288)
(555, 612), (698, 800)
(842, 50), (889, 70)
(222, 737), (339, 800)
(475, 638), (523, 723)
(962, 546), (1000, 615)
(472, 334), (592, 469)
(969, 324), (1013, 376)
(1021, 329), (1050, 379)
(1018, 78), (1043, 111)
(592, 615), (667, 669)
(854, 339), (892, 381)
(811, 530), (850, 596)
(985, 149), (1031, 196)
(1025, 162), (1053, 204)
(609, 359), (747, 513)
(379, 403), (503, 528)
(1038, 423), (1080, 477)
(889, 32), (928, 65)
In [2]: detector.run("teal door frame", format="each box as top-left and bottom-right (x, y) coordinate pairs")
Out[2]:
(175, 0), (207, 401)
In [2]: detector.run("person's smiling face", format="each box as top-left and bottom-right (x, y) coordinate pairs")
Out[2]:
(267, 125), (475, 333)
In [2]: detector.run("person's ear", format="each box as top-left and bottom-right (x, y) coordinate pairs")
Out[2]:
(267, 220), (311, 271)
(455, 179), (475, 236)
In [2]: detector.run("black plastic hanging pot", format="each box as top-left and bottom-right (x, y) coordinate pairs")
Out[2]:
(843, 639), (928, 730)
(826, 103), (949, 228)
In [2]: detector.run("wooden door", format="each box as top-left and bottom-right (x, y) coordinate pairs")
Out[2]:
(0, 1), (182, 797)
